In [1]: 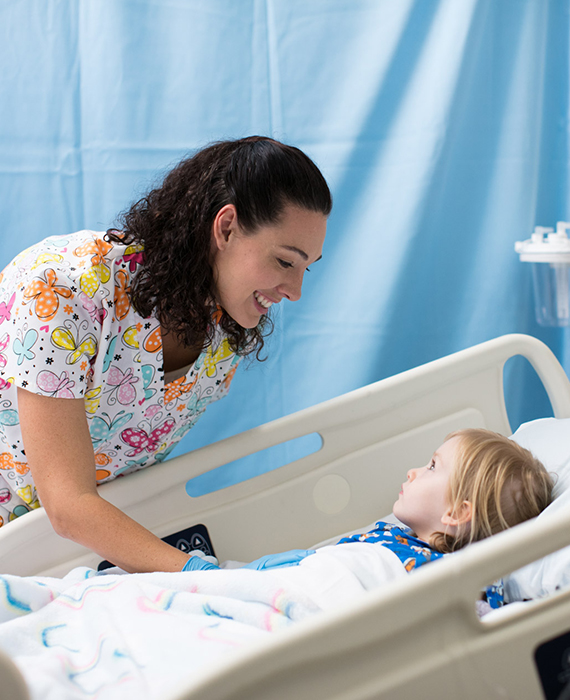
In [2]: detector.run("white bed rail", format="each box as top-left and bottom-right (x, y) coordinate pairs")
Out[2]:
(1, 333), (569, 578)
(170, 506), (570, 700)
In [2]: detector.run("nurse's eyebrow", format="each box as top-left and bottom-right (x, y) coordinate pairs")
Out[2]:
(280, 245), (323, 263)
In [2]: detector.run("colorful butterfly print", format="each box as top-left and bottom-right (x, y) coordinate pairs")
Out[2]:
(186, 393), (211, 415)
(221, 364), (238, 391)
(0, 332), (10, 370)
(84, 386), (102, 414)
(203, 338), (233, 378)
(106, 366), (139, 405)
(122, 244), (144, 272)
(36, 370), (76, 398)
(45, 236), (69, 248)
(0, 488), (11, 505)
(94, 450), (117, 481)
(0, 409), (19, 427)
(141, 364), (156, 400)
(51, 326), (97, 365)
(143, 326), (162, 353)
(17, 485), (34, 504)
(94, 452), (113, 467)
(89, 411), (134, 446)
(164, 375), (197, 405)
(113, 269), (131, 320)
(30, 252), (64, 271)
(74, 239), (113, 298)
(122, 326), (139, 349)
(0, 453), (29, 475)
(120, 418), (175, 457)
(78, 266), (109, 298)
(115, 458), (148, 476)
(143, 403), (161, 419)
(102, 335), (118, 373)
(23, 268), (73, 321)
(10, 505), (30, 520)
(80, 292), (107, 326)
(74, 238), (113, 262)
(153, 443), (178, 463)
(123, 457), (148, 470)
(0, 378), (13, 390)
(0, 293), (15, 324)
(13, 329), (38, 365)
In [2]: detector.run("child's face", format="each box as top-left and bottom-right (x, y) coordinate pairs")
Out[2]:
(392, 436), (461, 542)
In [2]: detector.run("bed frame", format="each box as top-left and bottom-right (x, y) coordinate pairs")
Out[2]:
(1, 333), (570, 700)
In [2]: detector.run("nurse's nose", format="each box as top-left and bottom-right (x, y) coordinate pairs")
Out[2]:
(278, 271), (304, 302)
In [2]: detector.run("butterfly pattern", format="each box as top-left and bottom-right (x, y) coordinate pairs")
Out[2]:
(0, 230), (241, 525)
(0, 293), (15, 325)
(36, 370), (75, 398)
(104, 366), (139, 405)
(121, 418), (176, 457)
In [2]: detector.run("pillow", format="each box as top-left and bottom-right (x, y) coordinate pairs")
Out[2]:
(505, 418), (570, 602)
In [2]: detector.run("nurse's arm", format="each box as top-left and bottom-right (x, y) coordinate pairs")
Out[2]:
(16, 387), (189, 573)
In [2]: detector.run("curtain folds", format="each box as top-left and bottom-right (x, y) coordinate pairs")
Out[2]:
(0, 0), (568, 489)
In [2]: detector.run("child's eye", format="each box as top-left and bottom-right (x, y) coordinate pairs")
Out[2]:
(277, 259), (293, 269)
(428, 459), (435, 471)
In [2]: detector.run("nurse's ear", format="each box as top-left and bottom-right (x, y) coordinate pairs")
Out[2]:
(211, 204), (239, 252)
(441, 500), (473, 528)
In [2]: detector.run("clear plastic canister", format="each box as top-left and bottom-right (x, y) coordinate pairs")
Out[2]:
(515, 223), (570, 327)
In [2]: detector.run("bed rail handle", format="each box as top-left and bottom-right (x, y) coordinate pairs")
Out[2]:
(493, 333), (570, 419)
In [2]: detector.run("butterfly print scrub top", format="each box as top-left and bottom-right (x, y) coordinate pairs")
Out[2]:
(0, 231), (241, 527)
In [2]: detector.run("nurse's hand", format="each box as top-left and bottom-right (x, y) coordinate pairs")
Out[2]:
(242, 549), (316, 570)
(182, 556), (220, 572)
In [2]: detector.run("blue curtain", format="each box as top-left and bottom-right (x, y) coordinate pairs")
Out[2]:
(1, 0), (569, 491)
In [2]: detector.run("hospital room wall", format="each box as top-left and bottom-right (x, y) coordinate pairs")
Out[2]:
(0, 0), (568, 488)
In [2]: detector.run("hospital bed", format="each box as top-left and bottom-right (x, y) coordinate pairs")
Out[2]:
(1, 332), (570, 700)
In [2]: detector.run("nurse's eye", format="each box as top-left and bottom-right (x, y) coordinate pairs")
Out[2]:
(277, 259), (293, 269)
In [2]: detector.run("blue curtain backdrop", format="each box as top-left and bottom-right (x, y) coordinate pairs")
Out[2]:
(1, 0), (569, 491)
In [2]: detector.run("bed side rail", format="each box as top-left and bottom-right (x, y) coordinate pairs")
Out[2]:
(1, 333), (569, 576)
(171, 505), (570, 700)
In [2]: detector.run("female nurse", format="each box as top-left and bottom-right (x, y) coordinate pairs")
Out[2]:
(0, 136), (332, 572)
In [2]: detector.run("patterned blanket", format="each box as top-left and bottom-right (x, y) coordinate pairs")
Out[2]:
(0, 542), (407, 699)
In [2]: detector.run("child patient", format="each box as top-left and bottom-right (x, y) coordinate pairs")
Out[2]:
(184, 429), (553, 608)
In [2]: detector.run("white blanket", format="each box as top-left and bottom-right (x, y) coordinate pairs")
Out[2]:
(0, 543), (406, 700)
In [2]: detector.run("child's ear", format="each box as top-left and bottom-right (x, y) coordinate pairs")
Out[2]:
(441, 500), (473, 528)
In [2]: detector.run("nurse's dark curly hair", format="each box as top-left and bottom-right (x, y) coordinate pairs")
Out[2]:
(106, 136), (332, 358)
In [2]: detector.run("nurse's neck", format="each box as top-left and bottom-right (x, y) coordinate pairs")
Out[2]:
(161, 329), (204, 373)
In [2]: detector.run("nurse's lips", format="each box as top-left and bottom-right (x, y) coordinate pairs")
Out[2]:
(253, 291), (278, 312)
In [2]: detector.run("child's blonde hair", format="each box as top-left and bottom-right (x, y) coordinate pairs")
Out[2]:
(431, 428), (553, 553)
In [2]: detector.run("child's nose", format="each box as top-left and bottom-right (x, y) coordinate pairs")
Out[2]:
(407, 468), (417, 482)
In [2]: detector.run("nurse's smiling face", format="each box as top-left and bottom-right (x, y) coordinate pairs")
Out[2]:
(210, 203), (327, 329)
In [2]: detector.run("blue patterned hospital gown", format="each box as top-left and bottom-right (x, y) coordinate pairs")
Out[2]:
(336, 521), (504, 609)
